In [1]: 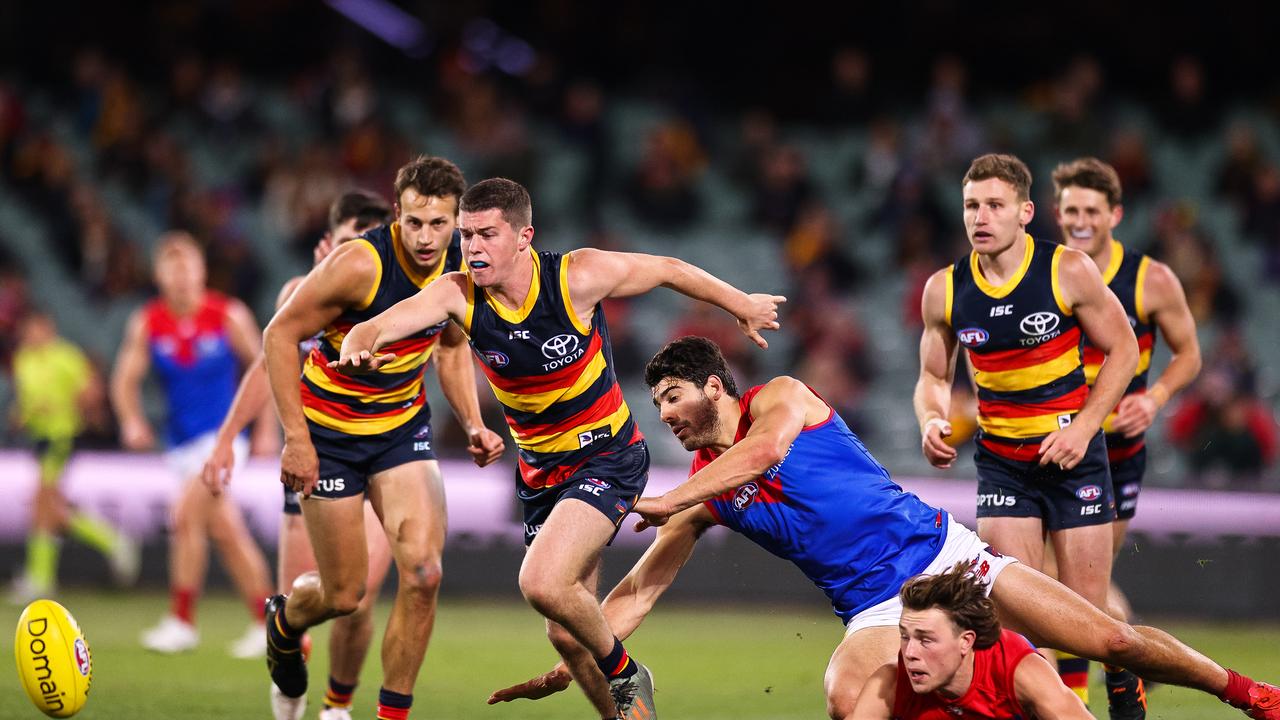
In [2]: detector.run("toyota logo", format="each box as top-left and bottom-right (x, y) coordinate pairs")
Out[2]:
(1019, 311), (1060, 336)
(541, 334), (580, 358)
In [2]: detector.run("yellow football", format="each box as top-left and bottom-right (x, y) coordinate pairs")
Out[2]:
(14, 599), (93, 718)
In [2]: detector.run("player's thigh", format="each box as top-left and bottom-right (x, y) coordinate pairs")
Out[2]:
(977, 516), (1045, 569)
(521, 499), (618, 588)
(367, 459), (447, 569)
(300, 493), (370, 593)
(826, 626), (899, 706)
(989, 562), (1126, 659)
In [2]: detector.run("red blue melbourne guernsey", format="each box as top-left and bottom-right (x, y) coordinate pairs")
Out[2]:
(464, 250), (643, 489)
(1080, 239), (1155, 466)
(145, 291), (240, 446)
(300, 223), (461, 438)
(891, 628), (1037, 719)
(692, 385), (946, 622)
(948, 236), (1088, 461)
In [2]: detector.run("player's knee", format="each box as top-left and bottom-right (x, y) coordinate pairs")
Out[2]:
(517, 573), (557, 614)
(1101, 622), (1142, 664)
(399, 559), (443, 599)
(824, 676), (859, 719)
(545, 623), (577, 654)
(323, 584), (365, 616)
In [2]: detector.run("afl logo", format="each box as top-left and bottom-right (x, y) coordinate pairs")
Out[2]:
(541, 334), (580, 359)
(481, 350), (509, 368)
(74, 637), (91, 676)
(1019, 311), (1060, 336)
(958, 327), (989, 347)
(1076, 485), (1103, 502)
(733, 482), (759, 511)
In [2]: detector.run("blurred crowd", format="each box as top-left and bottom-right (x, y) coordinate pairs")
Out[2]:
(0, 21), (1277, 485)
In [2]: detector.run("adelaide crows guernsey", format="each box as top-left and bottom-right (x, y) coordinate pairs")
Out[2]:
(693, 385), (946, 622)
(947, 236), (1088, 462)
(145, 291), (240, 446)
(891, 629), (1037, 720)
(464, 250), (641, 490)
(300, 223), (461, 435)
(1081, 239), (1156, 463)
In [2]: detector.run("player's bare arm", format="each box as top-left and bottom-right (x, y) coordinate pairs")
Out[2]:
(913, 268), (960, 469)
(1012, 653), (1094, 720)
(487, 505), (715, 705)
(202, 277), (307, 494)
(848, 663), (897, 720)
(433, 320), (505, 467)
(263, 241), (379, 497)
(1110, 260), (1201, 437)
(563, 248), (785, 349)
(110, 309), (156, 451)
(634, 376), (824, 530)
(1038, 248), (1138, 468)
(333, 271), (470, 374)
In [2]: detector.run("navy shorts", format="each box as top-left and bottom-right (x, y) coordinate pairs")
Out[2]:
(519, 440), (649, 547)
(307, 405), (437, 501)
(1111, 445), (1146, 521)
(974, 431), (1115, 530)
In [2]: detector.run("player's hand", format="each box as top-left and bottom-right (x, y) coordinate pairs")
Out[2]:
(486, 663), (573, 704)
(633, 496), (675, 532)
(280, 437), (320, 498)
(329, 349), (398, 375)
(120, 416), (156, 451)
(921, 418), (957, 468)
(1109, 394), (1159, 438)
(313, 233), (337, 266)
(201, 438), (237, 495)
(1038, 422), (1093, 470)
(737, 293), (786, 349)
(467, 426), (506, 467)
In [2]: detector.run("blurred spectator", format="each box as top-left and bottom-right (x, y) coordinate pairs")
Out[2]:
(1167, 329), (1277, 484)
(626, 120), (705, 230)
(450, 75), (537, 184)
(822, 47), (875, 127)
(1242, 164), (1280, 280)
(898, 215), (944, 329)
(751, 144), (815, 236)
(789, 295), (874, 436)
(559, 80), (611, 227)
(0, 259), (31, 367)
(1107, 126), (1154, 201)
(1161, 55), (1218, 139)
(783, 202), (862, 295)
(728, 108), (778, 191)
(912, 55), (984, 176)
(0, 80), (27, 171)
(852, 117), (902, 198)
(1149, 203), (1241, 323)
(1215, 122), (1266, 205)
(1041, 55), (1107, 158)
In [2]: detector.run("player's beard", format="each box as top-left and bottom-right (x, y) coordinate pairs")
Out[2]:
(679, 393), (722, 451)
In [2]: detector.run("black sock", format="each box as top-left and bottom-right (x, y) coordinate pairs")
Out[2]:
(267, 600), (300, 650)
(595, 637), (637, 680)
(376, 688), (413, 720)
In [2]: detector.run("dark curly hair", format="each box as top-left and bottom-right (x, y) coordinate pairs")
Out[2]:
(393, 155), (467, 204)
(899, 562), (1002, 649)
(644, 336), (740, 397)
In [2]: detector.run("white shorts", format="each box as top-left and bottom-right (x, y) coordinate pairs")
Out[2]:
(843, 515), (1018, 636)
(166, 430), (248, 481)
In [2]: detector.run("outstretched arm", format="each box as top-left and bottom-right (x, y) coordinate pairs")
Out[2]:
(110, 309), (156, 451)
(563, 248), (785, 349)
(913, 268), (960, 468)
(1110, 260), (1201, 438)
(633, 376), (828, 529)
(334, 272), (470, 373)
(1013, 653), (1094, 719)
(434, 321), (505, 467)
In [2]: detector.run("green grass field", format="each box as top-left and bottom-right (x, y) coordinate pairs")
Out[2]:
(2, 591), (1276, 719)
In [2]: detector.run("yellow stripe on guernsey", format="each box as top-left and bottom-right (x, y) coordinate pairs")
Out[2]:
(974, 346), (1082, 392)
(970, 234), (1032, 298)
(977, 411), (1075, 439)
(515, 405), (633, 453)
(352, 239), (382, 310)
(487, 349), (609, 413)
(302, 405), (419, 435)
(943, 266), (954, 326)
(559, 254), (592, 335)
(1134, 255), (1151, 323)
(1050, 244), (1072, 315)
(1084, 348), (1151, 385)
(301, 363), (424, 404)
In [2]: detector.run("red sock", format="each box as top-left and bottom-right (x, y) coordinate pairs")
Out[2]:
(248, 595), (269, 622)
(1220, 669), (1256, 709)
(171, 588), (197, 624)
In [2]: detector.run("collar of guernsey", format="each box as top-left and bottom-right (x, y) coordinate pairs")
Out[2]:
(299, 223), (462, 436)
(1080, 239), (1156, 451)
(946, 235), (1087, 458)
(463, 249), (641, 490)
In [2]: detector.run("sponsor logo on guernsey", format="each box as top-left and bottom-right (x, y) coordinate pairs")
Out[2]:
(1080, 503), (1104, 516)
(481, 350), (509, 368)
(541, 334), (586, 371)
(316, 478), (346, 493)
(414, 425), (431, 439)
(524, 523), (542, 537)
(1076, 484), (1103, 502)
(977, 492), (1017, 507)
(732, 482), (760, 511)
(577, 427), (613, 449)
(1018, 311), (1062, 345)
(958, 327), (989, 347)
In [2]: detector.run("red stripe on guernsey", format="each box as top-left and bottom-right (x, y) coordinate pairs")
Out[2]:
(508, 383), (626, 438)
(1083, 332), (1153, 367)
(307, 348), (383, 393)
(1107, 440), (1145, 463)
(978, 437), (1043, 462)
(376, 705), (410, 720)
(479, 331), (604, 394)
(978, 384), (1089, 419)
(518, 429), (643, 489)
(381, 335), (434, 356)
(1059, 671), (1088, 688)
(969, 327), (1082, 372)
(302, 389), (424, 421)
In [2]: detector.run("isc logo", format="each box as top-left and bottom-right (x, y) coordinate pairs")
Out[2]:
(990, 304), (1014, 317)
